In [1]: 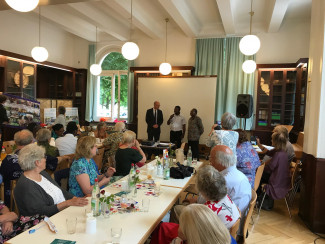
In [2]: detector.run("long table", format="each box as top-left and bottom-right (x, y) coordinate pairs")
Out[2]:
(8, 161), (202, 244)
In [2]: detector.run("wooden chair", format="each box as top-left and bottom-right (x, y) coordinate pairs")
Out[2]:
(242, 190), (257, 243)
(10, 180), (19, 215)
(3, 141), (16, 154)
(229, 207), (241, 239)
(292, 132), (304, 160)
(253, 163), (265, 192)
(0, 182), (4, 202)
(258, 161), (301, 218)
(93, 148), (105, 170)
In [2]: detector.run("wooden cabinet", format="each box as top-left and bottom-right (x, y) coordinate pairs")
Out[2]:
(255, 60), (308, 135)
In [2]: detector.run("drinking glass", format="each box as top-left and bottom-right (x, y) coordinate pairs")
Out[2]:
(193, 158), (198, 165)
(154, 183), (161, 196)
(66, 217), (77, 234)
(142, 198), (150, 212)
(111, 227), (122, 243)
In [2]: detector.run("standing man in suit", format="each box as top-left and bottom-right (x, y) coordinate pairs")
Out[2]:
(146, 101), (163, 142)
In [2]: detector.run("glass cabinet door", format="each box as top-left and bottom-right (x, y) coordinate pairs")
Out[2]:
(22, 63), (36, 100)
(257, 71), (270, 127)
(284, 70), (297, 125)
(6, 59), (21, 96)
(271, 71), (284, 126)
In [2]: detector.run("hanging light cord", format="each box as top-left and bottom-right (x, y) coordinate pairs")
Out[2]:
(130, 0), (133, 41)
(164, 18), (169, 62)
(249, 0), (254, 35)
(95, 26), (97, 61)
(38, 7), (41, 46)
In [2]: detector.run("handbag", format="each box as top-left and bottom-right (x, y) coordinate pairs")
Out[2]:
(170, 162), (194, 179)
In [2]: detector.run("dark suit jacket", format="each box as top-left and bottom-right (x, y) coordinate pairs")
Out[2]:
(146, 108), (163, 133)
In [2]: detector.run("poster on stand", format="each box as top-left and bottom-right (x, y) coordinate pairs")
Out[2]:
(65, 107), (79, 124)
(3, 93), (40, 127)
(44, 108), (57, 124)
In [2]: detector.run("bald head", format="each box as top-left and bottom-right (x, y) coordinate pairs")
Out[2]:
(210, 145), (236, 171)
(14, 129), (34, 147)
(154, 101), (160, 110)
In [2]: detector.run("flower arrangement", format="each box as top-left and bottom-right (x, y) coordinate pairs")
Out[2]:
(114, 118), (126, 123)
(131, 169), (141, 186)
(99, 190), (115, 206)
(99, 117), (106, 122)
(155, 156), (162, 166)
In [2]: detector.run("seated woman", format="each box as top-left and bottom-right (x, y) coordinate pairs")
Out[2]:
(102, 122), (125, 167)
(206, 112), (239, 154)
(94, 122), (108, 140)
(256, 125), (295, 163)
(14, 144), (88, 217)
(69, 136), (115, 197)
(115, 130), (146, 177)
(171, 165), (240, 229)
(235, 129), (261, 188)
(151, 204), (236, 244)
(259, 131), (291, 210)
(51, 123), (65, 140)
(37, 128), (59, 157)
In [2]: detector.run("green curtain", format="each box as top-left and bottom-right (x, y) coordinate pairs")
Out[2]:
(195, 37), (256, 129)
(127, 60), (135, 122)
(85, 44), (98, 122)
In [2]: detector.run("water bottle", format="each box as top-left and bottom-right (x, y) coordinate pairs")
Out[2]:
(163, 156), (170, 180)
(91, 178), (100, 217)
(187, 146), (192, 166)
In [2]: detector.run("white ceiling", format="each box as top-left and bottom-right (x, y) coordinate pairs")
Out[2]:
(0, 0), (312, 43)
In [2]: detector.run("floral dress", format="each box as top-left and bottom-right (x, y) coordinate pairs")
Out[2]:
(0, 201), (45, 244)
(69, 158), (98, 197)
(102, 131), (124, 165)
(236, 141), (261, 188)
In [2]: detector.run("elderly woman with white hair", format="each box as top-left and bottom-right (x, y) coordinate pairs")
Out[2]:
(206, 112), (239, 154)
(115, 130), (146, 176)
(151, 204), (236, 244)
(102, 122), (126, 167)
(14, 144), (88, 217)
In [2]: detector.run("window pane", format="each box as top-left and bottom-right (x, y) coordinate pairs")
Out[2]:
(99, 76), (112, 117)
(119, 74), (128, 118)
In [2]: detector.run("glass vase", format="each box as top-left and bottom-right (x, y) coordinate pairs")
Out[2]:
(101, 202), (110, 218)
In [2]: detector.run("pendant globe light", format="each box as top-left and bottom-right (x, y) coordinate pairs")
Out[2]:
(90, 26), (102, 76)
(159, 18), (172, 75)
(31, 7), (48, 62)
(239, 0), (260, 56)
(242, 60), (256, 74)
(121, 0), (139, 60)
(5, 0), (39, 12)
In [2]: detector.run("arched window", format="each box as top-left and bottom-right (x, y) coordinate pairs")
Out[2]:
(96, 52), (128, 121)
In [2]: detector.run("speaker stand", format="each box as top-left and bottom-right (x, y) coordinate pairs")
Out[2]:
(244, 118), (246, 130)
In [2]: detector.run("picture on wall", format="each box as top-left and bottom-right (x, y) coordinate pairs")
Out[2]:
(3, 93), (40, 127)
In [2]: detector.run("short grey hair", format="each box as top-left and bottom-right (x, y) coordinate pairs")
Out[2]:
(14, 129), (34, 146)
(221, 112), (236, 130)
(122, 130), (136, 144)
(115, 122), (125, 132)
(214, 150), (237, 168)
(18, 144), (45, 171)
(196, 165), (227, 201)
(36, 128), (51, 143)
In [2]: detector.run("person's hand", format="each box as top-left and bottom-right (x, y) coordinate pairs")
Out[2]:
(169, 114), (174, 120)
(106, 167), (116, 177)
(211, 124), (218, 130)
(68, 197), (88, 207)
(256, 138), (261, 146)
(153, 124), (158, 128)
(2, 221), (14, 236)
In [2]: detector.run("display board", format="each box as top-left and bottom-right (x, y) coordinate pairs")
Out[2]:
(3, 93), (40, 127)
(138, 77), (217, 144)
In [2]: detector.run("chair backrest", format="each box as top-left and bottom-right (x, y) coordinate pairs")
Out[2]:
(296, 132), (304, 147)
(93, 148), (105, 170)
(290, 160), (301, 190)
(10, 180), (19, 215)
(254, 163), (265, 192)
(3, 141), (16, 154)
(229, 206), (241, 239)
(55, 154), (75, 172)
(243, 189), (257, 243)
(0, 182), (4, 202)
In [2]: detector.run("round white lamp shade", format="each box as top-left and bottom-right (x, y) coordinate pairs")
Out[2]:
(159, 62), (172, 75)
(121, 42), (139, 60)
(31, 46), (48, 62)
(239, 35), (261, 56)
(242, 60), (256, 74)
(90, 64), (102, 76)
(5, 0), (39, 12)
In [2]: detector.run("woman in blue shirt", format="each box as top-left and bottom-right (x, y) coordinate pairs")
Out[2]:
(69, 136), (115, 197)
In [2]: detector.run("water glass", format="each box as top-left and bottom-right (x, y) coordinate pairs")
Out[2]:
(66, 217), (77, 234)
(193, 158), (198, 165)
(111, 227), (122, 243)
(142, 199), (150, 212)
(154, 183), (161, 196)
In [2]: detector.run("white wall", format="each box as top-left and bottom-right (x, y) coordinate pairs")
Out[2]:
(0, 11), (89, 68)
